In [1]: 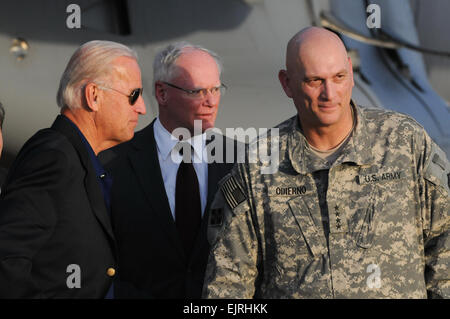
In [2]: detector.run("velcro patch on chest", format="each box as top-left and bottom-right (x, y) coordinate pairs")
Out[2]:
(209, 208), (223, 227)
(220, 175), (247, 210)
(356, 170), (404, 185)
(268, 185), (313, 196)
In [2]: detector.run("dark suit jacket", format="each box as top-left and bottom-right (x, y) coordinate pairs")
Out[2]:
(101, 120), (236, 298)
(0, 167), (7, 192)
(0, 115), (116, 298)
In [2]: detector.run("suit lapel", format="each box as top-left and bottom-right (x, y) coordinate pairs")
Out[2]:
(83, 168), (116, 242)
(190, 136), (235, 263)
(51, 116), (116, 244)
(204, 135), (236, 215)
(128, 121), (186, 260)
(205, 162), (221, 215)
(205, 135), (232, 214)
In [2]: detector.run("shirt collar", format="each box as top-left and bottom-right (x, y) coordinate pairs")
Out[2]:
(288, 101), (374, 174)
(154, 117), (207, 161)
(61, 115), (106, 178)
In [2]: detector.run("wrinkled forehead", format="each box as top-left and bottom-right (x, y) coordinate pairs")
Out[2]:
(172, 50), (220, 85)
(299, 42), (349, 76)
(110, 56), (140, 78)
(175, 50), (218, 72)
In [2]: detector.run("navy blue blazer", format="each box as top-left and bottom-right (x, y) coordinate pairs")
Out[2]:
(0, 115), (116, 298)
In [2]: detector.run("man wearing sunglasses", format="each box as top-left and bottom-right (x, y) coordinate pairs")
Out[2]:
(0, 40), (146, 298)
(101, 41), (237, 298)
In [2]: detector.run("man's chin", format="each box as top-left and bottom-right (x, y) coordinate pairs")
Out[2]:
(316, 111), (344, 126)
(120, 130), (135, 143)
(192, 118), (215, 133)
(202, 122), (214, 132)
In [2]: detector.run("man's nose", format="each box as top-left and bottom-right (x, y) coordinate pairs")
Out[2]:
(134, 96), (147, 115)
(320, 80), (336, 100)
(203, 90), (220, 106)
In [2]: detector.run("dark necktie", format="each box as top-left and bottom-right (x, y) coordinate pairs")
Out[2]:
(175, 145), (201, 258)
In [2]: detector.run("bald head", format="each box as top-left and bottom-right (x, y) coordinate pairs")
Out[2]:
(278, 26), (354, 137)
(286, 27), (348, 73)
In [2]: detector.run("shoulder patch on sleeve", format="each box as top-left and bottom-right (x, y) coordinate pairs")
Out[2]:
(424, 144), (450, 195)
(220, 174), (247, 210)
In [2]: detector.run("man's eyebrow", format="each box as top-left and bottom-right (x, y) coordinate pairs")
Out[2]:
(303, 75), (322, 80)
(304, 69), (348, 80)
(335, 69), (348, 75)
(191, 84), (221, 90)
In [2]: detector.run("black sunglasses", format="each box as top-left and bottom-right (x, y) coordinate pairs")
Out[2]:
(98, 86), (144, 106)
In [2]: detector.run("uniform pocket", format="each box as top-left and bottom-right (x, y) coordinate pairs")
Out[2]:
(286, 195), (328, 258)
(348, 183), (407, 259)
(351, 192), (379, 249)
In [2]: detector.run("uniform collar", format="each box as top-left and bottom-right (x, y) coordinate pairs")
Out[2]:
(336, 102), (375, 167)
(288, 101), (374, 174)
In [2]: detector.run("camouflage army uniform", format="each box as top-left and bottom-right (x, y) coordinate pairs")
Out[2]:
(203, 103), (450, 299)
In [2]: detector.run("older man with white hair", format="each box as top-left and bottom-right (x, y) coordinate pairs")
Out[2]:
(102, 41), (238, 298)
(0, 40), (146, 298)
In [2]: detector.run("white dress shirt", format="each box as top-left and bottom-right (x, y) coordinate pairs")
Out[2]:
(153, 117), (208, 220)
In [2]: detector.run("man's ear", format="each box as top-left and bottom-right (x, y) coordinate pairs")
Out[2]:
(278, 70), (294, 98)
(155, 81), (168, 106)
(84, 83), (100, 112)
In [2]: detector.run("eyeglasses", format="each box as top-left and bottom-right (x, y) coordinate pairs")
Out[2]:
(162, 82), (227, 99)
(97, 85), (143, 105)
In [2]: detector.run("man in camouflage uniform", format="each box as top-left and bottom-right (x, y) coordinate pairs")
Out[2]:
(202, 27), (449, 298)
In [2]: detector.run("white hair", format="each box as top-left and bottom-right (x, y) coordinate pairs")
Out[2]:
(152, 41), (223, 96)
(56, 40), (138, 109)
